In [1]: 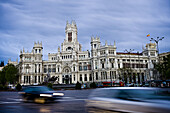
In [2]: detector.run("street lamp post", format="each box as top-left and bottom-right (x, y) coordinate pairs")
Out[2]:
(137, 51), (141, 85)
(150, 37), (164, 59)
(150, 37), (164, 80)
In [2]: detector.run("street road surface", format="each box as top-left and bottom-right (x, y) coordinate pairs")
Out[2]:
(0, 89), (94, 113)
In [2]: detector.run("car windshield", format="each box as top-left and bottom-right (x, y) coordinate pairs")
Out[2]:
(24, 86), (53, 92)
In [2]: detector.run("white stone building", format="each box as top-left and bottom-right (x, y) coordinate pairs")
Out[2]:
(18, 21), (158, 85)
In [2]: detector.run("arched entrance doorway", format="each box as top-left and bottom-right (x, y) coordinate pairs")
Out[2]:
(62, 66), (72, 84)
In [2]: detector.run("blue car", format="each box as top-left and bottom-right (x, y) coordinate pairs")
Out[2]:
(19, 86), (64, 103)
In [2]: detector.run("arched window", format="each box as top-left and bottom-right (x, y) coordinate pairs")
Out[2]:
(73, 64), (75, 71)
(80, 74), (82, 81)
(84, 74), (87, 81)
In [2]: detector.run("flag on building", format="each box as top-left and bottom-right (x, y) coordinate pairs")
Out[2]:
(147, 34), (150, 37)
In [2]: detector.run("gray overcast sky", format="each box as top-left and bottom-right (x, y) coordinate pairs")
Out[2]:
(0, 0), (170, 64)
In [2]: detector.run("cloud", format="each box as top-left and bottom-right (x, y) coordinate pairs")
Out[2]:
(0, 0), (170, 64)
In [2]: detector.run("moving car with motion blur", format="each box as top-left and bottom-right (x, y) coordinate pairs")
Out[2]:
(19, 86), (64, 103)
(86, 87), (170, 113)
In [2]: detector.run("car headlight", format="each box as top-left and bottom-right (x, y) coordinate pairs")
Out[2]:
(53, 93), (64, 96)
(40, 94), (52, 97)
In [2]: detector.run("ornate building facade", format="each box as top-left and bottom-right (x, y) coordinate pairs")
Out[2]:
(18, 21), (158, 85)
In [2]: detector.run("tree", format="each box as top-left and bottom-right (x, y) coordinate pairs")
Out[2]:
(75, 82), (81, 89)
(90, 82), (97, 88)
(0, 71), (6, 86)
(154, 55), (170, 80)
(0, 64), (19, 85)
(16, 83), (22, 91)
(0, 61), (4, 67)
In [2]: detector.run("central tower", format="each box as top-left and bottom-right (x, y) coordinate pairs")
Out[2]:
(61, 21), (81, 52)
(65, 21), (77, 43)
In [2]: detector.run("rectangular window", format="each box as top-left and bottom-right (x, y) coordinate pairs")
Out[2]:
(48, 68), (51, 73)
(24, 76), (26, 83)
(38, 76), (40, 83)
(28, 76), (30, 83)
(68, 32), (72, 42)
(84, 66), (87, 71)
(44, 68), (47, 73)
(52, 68), (56, 72)
(102, 63), (104, 68)
(35, 76), (37, 83)
(118, 64), (120, 68)
(35, 64), (37, 73)
(88, 65), (91, 70)
(112, 63), (114, 68)
(39, 64), (41, 73)
(79, 66), (82, 71)
(74, 75), (75, 81)
(89, 74), (92, 81)
(150, 52), (155, 56)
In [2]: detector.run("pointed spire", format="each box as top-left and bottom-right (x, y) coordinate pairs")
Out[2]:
(114, 40), (116, 48)
(142, 45), (144, 50)
(105, 40), (108, 46)
(58, 46), (60, 52)
(23, 48), (25, 53)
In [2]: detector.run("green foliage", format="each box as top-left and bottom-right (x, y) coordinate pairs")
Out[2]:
(90, 82), (97, 88)
(0, 84), (3, 90)
(0, 71), (6, 86)
(6, 65), (18, 84)
(75, 82), (81, 89)
(155, 55), (170, 80)
(0, 64), (19, 85)
(16, 83), (22, 91)
(0, 84), (8, 90)
(47, 83), (53, 89)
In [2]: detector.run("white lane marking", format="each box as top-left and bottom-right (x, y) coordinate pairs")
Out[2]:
(7, 98), (23, 101)
(62, 97), (73, 99)
(0, 101), (21, 104)
(57, 98), (87, 101)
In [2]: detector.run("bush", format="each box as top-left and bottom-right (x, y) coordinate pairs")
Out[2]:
(90, 82), (97, 88)
(3, 86), (8, 90)
(47, 83), (53, 89)
(0, 84), (3, 90)
(16, 83), (22, 91)
(75, 82), (81, 89)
